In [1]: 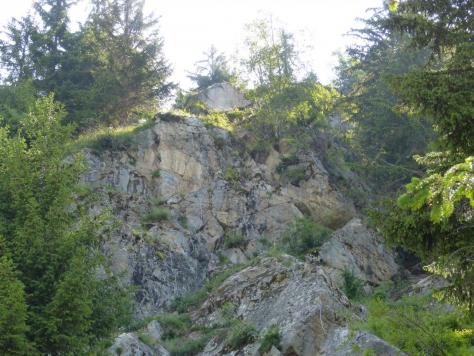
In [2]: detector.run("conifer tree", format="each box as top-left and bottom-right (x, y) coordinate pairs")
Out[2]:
(371, 0), (474, 314)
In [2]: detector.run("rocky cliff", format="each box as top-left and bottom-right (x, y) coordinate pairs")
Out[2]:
(82, 112), (403, 355)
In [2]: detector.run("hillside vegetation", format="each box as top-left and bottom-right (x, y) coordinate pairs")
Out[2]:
(0, 0), (472, 355)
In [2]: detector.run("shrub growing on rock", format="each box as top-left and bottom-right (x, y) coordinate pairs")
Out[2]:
(156, 314), (191, 340)
(342, 269), (364, 300)
(143, 207), (171, 223)
(226, 321), (257, 350)
(223, 231), (248, 249)
(259, 325), (281, 353)
(282, 217), (332, 257)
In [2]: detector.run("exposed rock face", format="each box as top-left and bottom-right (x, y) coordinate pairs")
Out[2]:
(321, 327), (406, 356)
(408, 274), (449, 296)
(196, 256), (352, 355)
(81, 111), (408, 354)
(192, 255), (402, 356)
(197, 82), (251, 111)
(107, 332), (169, 356)
(84, 114), (355, 317)
(319, 218), (399, 285)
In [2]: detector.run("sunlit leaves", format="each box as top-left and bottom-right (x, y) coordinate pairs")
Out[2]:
(398, 157), (474, 223)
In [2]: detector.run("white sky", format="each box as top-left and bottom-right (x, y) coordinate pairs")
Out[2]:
(0, 0), (383, 89)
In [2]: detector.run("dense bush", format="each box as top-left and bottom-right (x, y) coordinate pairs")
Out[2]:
(0, 97), (132, 354)
(143, 207), (171, 224)
(259, 325), (281, 353)
(225, 321), (257, 351)
(164, 336), (211, 356)
(0, 0), (173, 129)
(223, 167), (240, 184)
(355, 295), (474, 356)
(282, 218), (332, 257)
(342, 269), (364, 300)
(223, 232), (248, 249)
(156, 314), (213, 356)
(157, 314), (192, 340)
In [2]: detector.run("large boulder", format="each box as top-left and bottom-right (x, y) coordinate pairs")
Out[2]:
(195, 256), (353, 355)
(197, 82), (251, 111)
(319, 218), (399, 284)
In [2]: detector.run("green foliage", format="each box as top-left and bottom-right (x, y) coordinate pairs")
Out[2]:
(138, 332), (155, 347)
(335, 31), (433, 192)
(163, 335), (212, 356)
(248, 139), (272, 162)
(355, 295), (474, 356)
(223, 167), (240, 183)
(225, 321), (257, 351)
(178, 215), (188, 229)
(0, 253), (30, 355)
(150, 197), (166, 207)
(259, 325), (281, 354)
(281, 217), (332, 257)
(248, 75), (338, 141)
(67, 120), (154, 154)
(342, 269), (364, 300)
(173, 91), (208, 115)
(155, 313), (213, 356)
(398, 157), (474, 223)
(157, 314), (192, 340)
(276, 154), (300, 173)
(358, 0), (474, 317)
(371, 198), (474, 314)
(188, 45), (236, 89)
(219, 302), (237, 326)
(381, 0), (474, 154)
(279, 165), (306, 186)
(152, 170), (161, 178)
(242, 18), (338, 144)
(202, 112), (234, 130)
(0, 80), (36, 133)
(0, 0), (173, 130)
(143, 207), (171, 224)
(223, 231), (248, 249)
(0, 96), (131, 353)
(243, 18), (298, 87)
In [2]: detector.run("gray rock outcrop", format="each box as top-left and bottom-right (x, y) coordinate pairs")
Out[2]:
(197, 82), (251, 111)
(319, 218), (399, 285)
(84, 114), (356, 317)
(80, 107), (406, 355)
(321, 327), (406, 355)
(194, 255), (401, 356)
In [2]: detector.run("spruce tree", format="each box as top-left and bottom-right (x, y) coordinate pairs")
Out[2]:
(370, 0), (474, 314)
